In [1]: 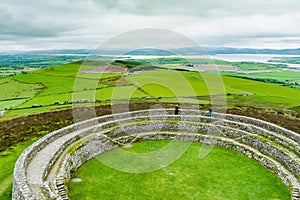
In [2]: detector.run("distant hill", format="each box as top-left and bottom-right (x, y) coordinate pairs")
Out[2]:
(1, 47), (300, 56)
(124, 48), (174, 56)
(0, 49), (91, 55)
(174, 47), (300, 55)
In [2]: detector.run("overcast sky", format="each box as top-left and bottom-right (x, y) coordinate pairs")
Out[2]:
(0, 0), (299, 51)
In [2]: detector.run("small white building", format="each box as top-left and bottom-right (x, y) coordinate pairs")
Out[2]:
(0, 110), (5, 116)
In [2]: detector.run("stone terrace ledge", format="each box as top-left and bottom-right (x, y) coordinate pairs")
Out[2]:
(12, 109), (300, 200)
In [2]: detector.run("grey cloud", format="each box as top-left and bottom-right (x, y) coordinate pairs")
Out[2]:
(0, 0), (101, 39)
(96, 0), (300, 17)
(0, 0), (299, 50)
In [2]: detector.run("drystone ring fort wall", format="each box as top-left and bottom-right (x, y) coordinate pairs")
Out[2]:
(13, 109), (300, 200)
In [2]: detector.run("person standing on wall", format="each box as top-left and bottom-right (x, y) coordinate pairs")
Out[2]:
(209, 107), (213, 117)
(175, 105), (179, 115)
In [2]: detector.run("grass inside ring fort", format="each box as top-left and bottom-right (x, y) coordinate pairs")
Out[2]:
(68, 140), (290, 200)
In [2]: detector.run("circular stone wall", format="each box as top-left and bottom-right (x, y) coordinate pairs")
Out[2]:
(13, 109), (300, 200)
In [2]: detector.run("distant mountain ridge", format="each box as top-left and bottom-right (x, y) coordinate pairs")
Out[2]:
(1, 47), (300, 55)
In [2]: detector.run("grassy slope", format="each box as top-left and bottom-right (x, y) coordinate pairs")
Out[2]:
(0, 65), (299, 116)
(0, 77), (43, 104)
(69, 141), (290, 200)
(0, 138), (39, 199)
(126, 70), (300, 107)
(1, 63), (136, 115)
(222, 71), (300, 86)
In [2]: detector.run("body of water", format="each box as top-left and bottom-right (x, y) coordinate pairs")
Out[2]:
(211, 54), (300, 69)
(125, 54), (300, 69)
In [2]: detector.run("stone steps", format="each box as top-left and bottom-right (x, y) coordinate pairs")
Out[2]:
(54, 177), (68, 200)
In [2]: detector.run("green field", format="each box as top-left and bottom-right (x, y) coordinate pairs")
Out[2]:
(222, 71), (300, 88)
(69, 141), (290, 200)
(0, 77), (43, 100)
(126, 57), (287, 70)
(0, 60), (299, 117)
(269, 57), (300, 64)
(1, 63), (126, 114)
(0, 138), (39, 199)
(126, 70), (300, 106)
